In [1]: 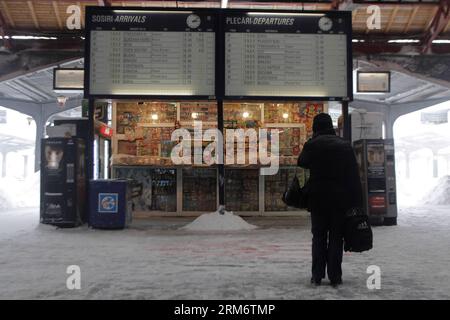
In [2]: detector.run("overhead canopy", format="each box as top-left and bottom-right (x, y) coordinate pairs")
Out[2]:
(0, 59), (83, 103)
(354, 60), (450, 105)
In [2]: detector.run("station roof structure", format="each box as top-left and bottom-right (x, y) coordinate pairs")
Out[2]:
(0, 0), (449, 112)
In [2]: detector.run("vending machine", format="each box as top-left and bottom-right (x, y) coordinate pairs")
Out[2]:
(40, 138), (87, 227)
(353, 139), (397, 226)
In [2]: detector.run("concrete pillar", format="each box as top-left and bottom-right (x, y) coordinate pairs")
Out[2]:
(405, 151), (410, 179)
(23, 155), (29, 178)
(34, 116), (45, 172)
(1, 152), (7, 178)
(432, 151), (439, 178)
(0, 152), (4, 178)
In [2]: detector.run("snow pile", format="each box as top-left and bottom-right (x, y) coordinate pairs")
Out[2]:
(423, 175), (450, 205)
(181, 210), (257, 231)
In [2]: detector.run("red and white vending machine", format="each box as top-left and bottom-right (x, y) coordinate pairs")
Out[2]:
(353, 139), (397, 226)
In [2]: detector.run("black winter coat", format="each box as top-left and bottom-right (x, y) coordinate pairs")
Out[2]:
(297, 131), (363, 213)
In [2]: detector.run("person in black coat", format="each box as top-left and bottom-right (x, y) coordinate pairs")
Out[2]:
(298, 113), (363, 287)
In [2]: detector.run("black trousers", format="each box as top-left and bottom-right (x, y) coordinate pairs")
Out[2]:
(310, 209), (345, 282)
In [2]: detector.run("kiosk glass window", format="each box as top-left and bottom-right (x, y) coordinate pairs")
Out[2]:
(114, 167), (177, 212)
(225, 169), (259, 212)
(182, 168), (217, 212)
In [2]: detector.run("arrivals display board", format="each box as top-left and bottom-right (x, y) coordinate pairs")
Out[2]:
(85, 7), (216, 98)
(223, 11), (352, 100)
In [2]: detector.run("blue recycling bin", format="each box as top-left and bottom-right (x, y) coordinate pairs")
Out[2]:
(89, 179), (133, 229)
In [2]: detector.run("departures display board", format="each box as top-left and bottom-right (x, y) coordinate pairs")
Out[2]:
(85, 8), (216, 97)
(223, 12), (352, 100)
(85, 8), (352, 101)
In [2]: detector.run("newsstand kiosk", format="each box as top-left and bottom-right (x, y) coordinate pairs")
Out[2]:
(83, 7), (354, 220)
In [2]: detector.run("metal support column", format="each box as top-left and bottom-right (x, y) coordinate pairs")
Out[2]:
(342, 100), (350, 141)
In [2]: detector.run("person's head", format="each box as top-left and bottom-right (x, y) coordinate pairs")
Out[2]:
(312, 113), (334, 135)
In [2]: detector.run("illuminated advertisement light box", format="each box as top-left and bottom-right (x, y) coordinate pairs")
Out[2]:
(224, 11), (352, 100)
(53, 68), (84, 91)
(85, 7), (216, 98)
(357, 71), (390, 93)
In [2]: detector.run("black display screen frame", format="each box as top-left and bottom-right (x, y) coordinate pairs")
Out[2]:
(220, 9), (353, 102)
(84, 7), (353, 102)
(84, 6), (220, 100)
(356, 71), (391, 93)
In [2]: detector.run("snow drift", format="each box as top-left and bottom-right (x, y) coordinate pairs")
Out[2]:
(181, 210), (258, 231)
(423, 175), (450, 205)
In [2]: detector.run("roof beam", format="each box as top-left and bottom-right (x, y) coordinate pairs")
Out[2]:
(384, 83), (435, 104)
(0, 1), (15, 28)
(404, 6), (419, 33)
(52, 1), (63, 30)
(386, 5), (399, 33)
(0, 8), (12, 49)
(4, 81), (46, 101)
(98, 0), (112, 6)
(77, 2), (85, 29)
(421, 0), (450, 54)
(14, 78), (55, 100)
(27, 1), (40, 30)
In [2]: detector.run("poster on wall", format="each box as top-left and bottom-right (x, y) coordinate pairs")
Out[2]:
(223, 11), (352, 100)
(85, 7), (216, 98)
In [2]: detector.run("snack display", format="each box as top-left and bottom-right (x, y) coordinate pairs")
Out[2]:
(224, 103), (262, 129)
(299, 102), (325, 138)
(116, 102), (177, 133)
(182, 168), (217, 211)
(111, 100), (326, 213)
(224, 169), (259, 212)
(180, 102), (217, 123)
(264, 102), (302, 123)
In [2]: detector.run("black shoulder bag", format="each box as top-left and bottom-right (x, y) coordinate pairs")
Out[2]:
(282, 175), (309, 210)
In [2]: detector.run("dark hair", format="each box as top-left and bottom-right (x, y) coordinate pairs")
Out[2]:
(312, 113), (333, 134)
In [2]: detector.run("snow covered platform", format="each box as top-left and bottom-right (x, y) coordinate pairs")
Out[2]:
(0, 206), (449, 300)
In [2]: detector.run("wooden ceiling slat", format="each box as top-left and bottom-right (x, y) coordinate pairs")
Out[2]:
(386, 6), (399, 33)
(26, 1), (40, 29)
(405, 6), (420, 33)
(52, 1), (63, 30)
(1, 0), (15, 28)
(77, 2), (85, 29)
(0, 1), (445, 36)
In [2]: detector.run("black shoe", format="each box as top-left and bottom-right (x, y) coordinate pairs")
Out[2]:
(330, 279), (343, 288)
(310, 277), (321, 286)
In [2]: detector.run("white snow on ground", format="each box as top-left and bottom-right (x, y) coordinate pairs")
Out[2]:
(181, 210), (257, 231)
(0, 205), (450, 300)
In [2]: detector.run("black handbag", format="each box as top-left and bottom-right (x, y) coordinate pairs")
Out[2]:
(344, 207), (373, 252)
(282, 175), (309, 209)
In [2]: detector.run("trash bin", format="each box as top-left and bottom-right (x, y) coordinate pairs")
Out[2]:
(89, 179), (140, 229)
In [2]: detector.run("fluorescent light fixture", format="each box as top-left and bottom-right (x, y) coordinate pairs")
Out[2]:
(387, 39), (420, 43)
(248, 12), (324, 16)
(0, 35), (57, 40)
(113, 10), (192, 14)
(352, 39), (365, 43)
(221, 0), (228, 8)
(432, 39), (450, 44)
